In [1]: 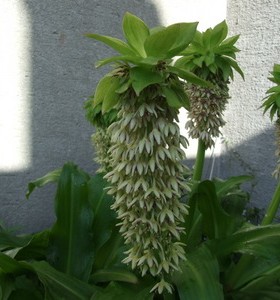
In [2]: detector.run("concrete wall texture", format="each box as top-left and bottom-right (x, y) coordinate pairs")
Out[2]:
(1, 0), (278, 232)
(221, 0), (280, 210)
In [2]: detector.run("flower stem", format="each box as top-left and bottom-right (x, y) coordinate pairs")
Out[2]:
(192, 139), (206, 181)
(261, 181), (280, 225)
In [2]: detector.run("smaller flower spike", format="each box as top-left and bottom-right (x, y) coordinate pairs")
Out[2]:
(175, 20), (243, 149)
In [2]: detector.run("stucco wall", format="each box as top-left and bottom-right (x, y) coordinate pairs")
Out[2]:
(0, 0), (161, 233)
(221, 0), (280, 210)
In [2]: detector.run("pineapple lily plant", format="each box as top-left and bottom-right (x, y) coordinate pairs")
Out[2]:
(1, 12), (280, 300)
(85, 12), (208, 293)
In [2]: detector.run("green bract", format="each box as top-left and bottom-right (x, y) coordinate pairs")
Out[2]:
(262, 64), (280, 120)
(85, 12), (209, 113)
(174, 20), (244, 82)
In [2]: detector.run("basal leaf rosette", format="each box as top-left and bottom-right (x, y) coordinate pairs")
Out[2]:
(175, 21), (244, 149)
(262, 64), (280, 178)
(86, 12), (206, 293)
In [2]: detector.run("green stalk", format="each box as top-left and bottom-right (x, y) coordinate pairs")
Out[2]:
(227, 180), (280, 288)
(192, 139), (206, 181)
(261, 181), (280, 225)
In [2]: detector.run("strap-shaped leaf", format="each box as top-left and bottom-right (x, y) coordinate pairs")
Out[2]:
(208, 224), (280, 259)
(144, 22), (198, 59)
(195, 180), (236, 239)
(173, 245), (224, 300)
(91, 267), (138, 284)
(85, 33), (136, 56)
(26, 168), (62, 199)
(122, 12), (149, 57)
(25, 261), (99, 300)
(0, 252), (26, 275)
(48, 163), (94, 282)
(168, 66), (211, 87)
(87, 174), (116, 258)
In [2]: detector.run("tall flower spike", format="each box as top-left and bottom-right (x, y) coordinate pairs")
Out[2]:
(105, 83), (190, 290)
(175, 20), (243, 149)
(86, 12), (210, 293)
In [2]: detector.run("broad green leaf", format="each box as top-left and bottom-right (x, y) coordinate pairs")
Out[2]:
(172, 82), (191, 110)
(115, 79), (132, 94)
(214, 175), (253, 199)
(95, 55), (143, 68)
(205, 53), (215, 66)
(25, 261), (99, 300)
(48, 163), (94, 282)
(92, 226), (124, 270)
(130, 67), (164, 95)
(162, 86), (183, 108)
(195, 180), (237, 239)
(223, 56), (244, 79)
(91, 268), (138, 284)
(102, 77), (121, 113)
(207, 224), (280, 259)
(0, 272), (14, 300)
(210, 20), (228, 47)
(12, 230), (50, 261)
(219, 34), (240, 49)
(276, 97), (280, 108)
(87, 174), (116, 257)
(182, 199), (203, 252)
(144, 22), (198, 58)
(173, 245), (224, 300)
(26, 168), (61, 199)
(202, 28), (212, 49)
(94, 76), (114, 106)
(85, 33), (136, 56)
(0, 252), (25, 275)
(236, 259), (280, 293)
(267, 85), (280, 94)
(215, 56), (233, 81)
(149, 26), (165, 35)
(122, 12), (149, 57)
(0, 226), (31, 251)
(9, 275), (43, 300)
(193, 55), (205, 67)
(92, 281), (154, 300)
(168, 66), (211, 87)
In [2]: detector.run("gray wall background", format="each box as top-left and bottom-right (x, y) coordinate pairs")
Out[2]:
(1, 0), (279, 233)
(220, 0), (280, 211)
(0, 0), (160, 233)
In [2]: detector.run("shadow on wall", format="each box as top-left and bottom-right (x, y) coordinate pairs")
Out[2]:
(0, 0), (160, 233)
(192, 126), (278, 210)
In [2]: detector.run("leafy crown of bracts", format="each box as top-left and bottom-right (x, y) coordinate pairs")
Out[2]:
(85, 12), (210, 114)
(262, 64), (280, 120)
(174, 20), (244, 83)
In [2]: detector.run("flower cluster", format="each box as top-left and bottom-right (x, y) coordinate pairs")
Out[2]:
(185, 82), (229, 149)
(105, 86), (190, 293)
(91, 128), (112, 173)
